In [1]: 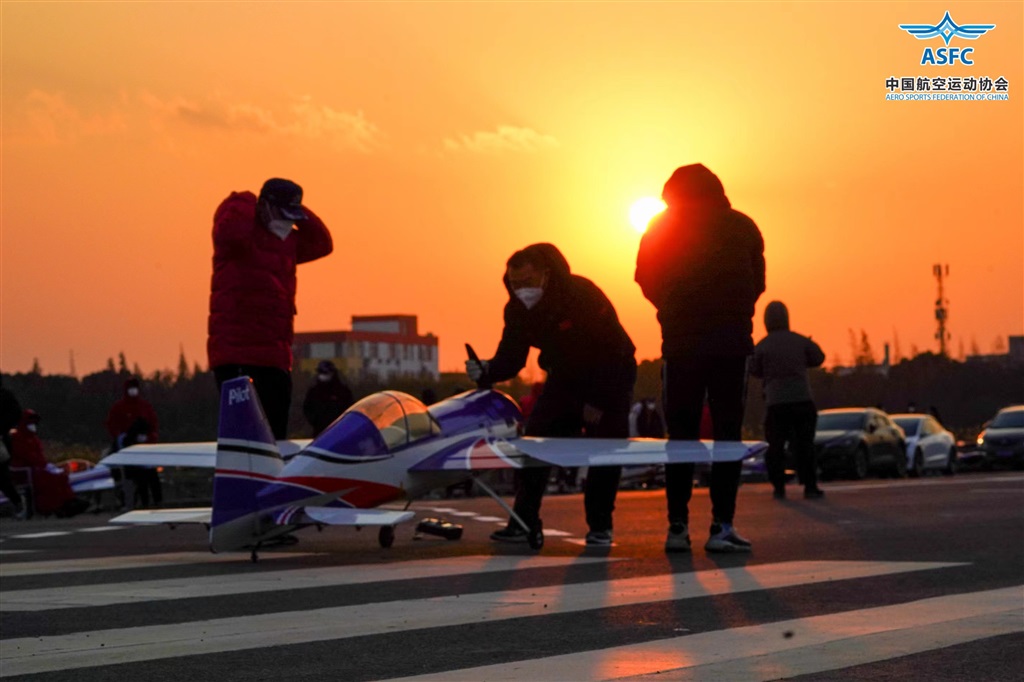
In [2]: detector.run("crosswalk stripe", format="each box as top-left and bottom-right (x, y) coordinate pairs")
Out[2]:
(6, 532), (72, 539)
(0, 551), (319, 578)
(386, 586), (1024, 681)
(0, 555), (616, 611)
(0, 560), (962, 675)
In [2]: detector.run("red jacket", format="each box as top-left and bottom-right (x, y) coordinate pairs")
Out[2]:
(207, 191), (333, 371)
(10, 412), (46, 470)
(105, 384), (160, 443)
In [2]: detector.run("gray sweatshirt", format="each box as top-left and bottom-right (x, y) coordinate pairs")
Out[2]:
(750, 301), (825, 406)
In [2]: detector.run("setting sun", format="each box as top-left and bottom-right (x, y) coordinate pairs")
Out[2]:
(629, 197), (666, 233)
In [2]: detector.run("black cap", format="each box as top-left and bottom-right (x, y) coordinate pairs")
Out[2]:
(259, 178), (307, 221)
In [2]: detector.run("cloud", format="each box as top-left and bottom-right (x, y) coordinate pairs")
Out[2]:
(20, 90), (127, 144)
(143, 93), (384, 152)
(443, 125), (559, 154)
(7, 89), (383, 153)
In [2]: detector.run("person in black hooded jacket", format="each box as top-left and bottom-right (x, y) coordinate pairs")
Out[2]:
(635, 164), (765, 554)
(467, 243), (637, 546)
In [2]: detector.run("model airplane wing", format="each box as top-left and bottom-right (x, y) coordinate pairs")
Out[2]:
(410, 437), (767, 472)
(99, 439), (312, 468)
(109, 507), (213, 525)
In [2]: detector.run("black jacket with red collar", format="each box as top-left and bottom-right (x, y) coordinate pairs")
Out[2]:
(486, 243), (635, 411)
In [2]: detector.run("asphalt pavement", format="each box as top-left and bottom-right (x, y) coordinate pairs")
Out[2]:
(1, 470), (1022, 681)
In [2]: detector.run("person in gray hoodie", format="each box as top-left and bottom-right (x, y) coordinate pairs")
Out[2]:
(750, 301), (826, 499)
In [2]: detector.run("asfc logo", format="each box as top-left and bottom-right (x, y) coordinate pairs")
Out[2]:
(899, 11), (996, 65)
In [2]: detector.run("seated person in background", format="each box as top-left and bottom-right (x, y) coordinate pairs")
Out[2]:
(9, 410), (88, 518)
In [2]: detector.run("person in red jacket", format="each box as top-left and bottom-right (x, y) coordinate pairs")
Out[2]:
(105, 377), (161, 508)
(105, 377), (159, 446)
(207, 178), (333, 439)
(10, 410), (87, 518)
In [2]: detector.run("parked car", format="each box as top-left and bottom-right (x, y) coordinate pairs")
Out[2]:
(976, 405), (1024, 469)
(890, 414), (958, 477)
(815, 407), (907, 480)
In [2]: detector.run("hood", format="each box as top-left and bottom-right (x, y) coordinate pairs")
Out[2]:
(17, 408), (40, 431)
(213, 190), (258, 229)
(815, 429), (857, 445)
(764, 301), (790, 332)
(661, 164), (731, 210)
(123, 378), (141, 398)
(503, 243), (572, 297)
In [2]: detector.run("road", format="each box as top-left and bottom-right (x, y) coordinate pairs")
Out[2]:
(1, 471), (1022, 681)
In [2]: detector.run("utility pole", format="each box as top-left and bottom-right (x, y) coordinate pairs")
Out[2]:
(933, 264), (950, 356)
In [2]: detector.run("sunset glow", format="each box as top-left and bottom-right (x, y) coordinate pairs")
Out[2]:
(1, 3), (1021, 377)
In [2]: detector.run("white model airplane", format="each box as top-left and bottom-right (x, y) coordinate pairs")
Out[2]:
(100, 375), (766, 559)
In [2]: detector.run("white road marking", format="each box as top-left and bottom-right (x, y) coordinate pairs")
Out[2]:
(472, 516), (505, 522)
(7, 532), (72, 539)
(0, 551), (319, 578)
(0, 555), (616, 611)
(388, 586), (1023, 682)
(0, 550), (37, 556)
(77, 526), (126, 533)
(0, 560), (963, 675)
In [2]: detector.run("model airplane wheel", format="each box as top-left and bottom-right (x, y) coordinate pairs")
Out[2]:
(379, 525), (395, 548)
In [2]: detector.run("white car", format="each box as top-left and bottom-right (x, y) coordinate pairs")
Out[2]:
(891, 414), (957, 477)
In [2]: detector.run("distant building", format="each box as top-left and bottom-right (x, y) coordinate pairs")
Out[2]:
(966, 335), (1024, 365)
(293, 315), (439, 382)
(1010, 336), (1024, 362)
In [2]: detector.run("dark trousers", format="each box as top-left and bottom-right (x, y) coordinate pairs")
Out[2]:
(214, 365), (292, 440)
(0, 461), (22, 508)
(511, 371), (634, 533)
(663, 355), (748, 527)
(765, 401), (819, 492)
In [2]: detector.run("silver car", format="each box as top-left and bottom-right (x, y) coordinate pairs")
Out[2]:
(891, 414), (958, 477)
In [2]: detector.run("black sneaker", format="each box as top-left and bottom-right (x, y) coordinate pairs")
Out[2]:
(585, 530), (613, 546)
(804, 488), (825, 499)
(705, 522), (752, 553)
(490, 525), (528, 543)
(665, 523), (692, 553)
(772, 486), (786, 500)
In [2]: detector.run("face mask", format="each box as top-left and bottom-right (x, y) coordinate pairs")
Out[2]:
(268, 219), (294, 240)
(26, 423), (37, 433)
(646, 402), (656, 410)
(127, 388), (139, 397)
(317, 373), (332, 382)
(514, 287), (544, 310)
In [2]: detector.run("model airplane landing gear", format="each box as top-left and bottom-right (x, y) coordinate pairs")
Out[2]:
(378, 525), (395, 548)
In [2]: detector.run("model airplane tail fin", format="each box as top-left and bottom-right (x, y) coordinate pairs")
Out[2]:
(210, 376), (284, 552)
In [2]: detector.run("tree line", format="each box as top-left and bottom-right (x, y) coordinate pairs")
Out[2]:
(3, 350), (1020, 462)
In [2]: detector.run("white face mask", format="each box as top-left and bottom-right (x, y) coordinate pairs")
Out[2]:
(268, 219), (294, 240)
(26, 423), (37, 433)
(514, 287), (544, 310)
(127, 388), (140, 398)
(317, 373), (332, 382)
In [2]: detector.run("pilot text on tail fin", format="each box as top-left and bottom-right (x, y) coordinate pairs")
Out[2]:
(210, 377), (284, 552)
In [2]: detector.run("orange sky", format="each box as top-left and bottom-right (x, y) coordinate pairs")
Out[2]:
(2, 2), (1022, 378)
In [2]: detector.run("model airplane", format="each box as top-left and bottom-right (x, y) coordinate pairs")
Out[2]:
(100, 375), (766, 558)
